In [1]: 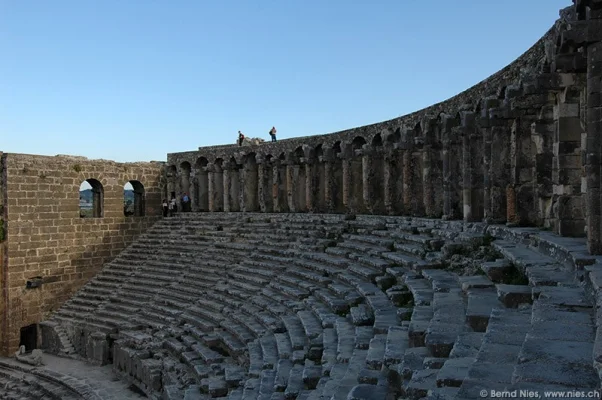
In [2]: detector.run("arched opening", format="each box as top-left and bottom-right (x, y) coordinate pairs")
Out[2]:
(351, 136), (366, 213)
(386, 128), (402, 145)
(371, 133), (383, 147)
(124, 180), (145, 217)
(19, 324), (37, 352)
(80, 179), (104, 218)
(195, 157), (209, 211)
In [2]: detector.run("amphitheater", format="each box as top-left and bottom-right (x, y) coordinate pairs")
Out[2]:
(2, 1), (602, 399)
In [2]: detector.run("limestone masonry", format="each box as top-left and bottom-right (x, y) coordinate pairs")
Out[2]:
(1, 1), (602, 399)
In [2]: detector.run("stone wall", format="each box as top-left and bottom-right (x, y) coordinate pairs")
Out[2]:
(0, 153), (163, 355)
(166, 2), (602, 254)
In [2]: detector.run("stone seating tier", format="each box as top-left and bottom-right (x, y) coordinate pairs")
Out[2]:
(38, 212), (602, 400)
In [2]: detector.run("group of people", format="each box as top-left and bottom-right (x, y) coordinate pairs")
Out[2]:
(238, 126), (278, 146)
(162, 192), (190, 217)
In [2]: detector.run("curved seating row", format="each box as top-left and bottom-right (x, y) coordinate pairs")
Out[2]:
(40, 212), (601, 400)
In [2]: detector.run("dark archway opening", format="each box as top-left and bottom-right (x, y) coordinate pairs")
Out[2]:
(124, 180), (145, 217)
(79, 179), (104, 218)
(19, 324), (37, 351)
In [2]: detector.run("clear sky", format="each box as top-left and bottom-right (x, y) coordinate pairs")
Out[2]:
(1, 0), (568, 163)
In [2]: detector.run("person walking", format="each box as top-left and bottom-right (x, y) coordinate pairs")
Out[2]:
(269, 126), (277, 142)
(238, 131), (245, 146)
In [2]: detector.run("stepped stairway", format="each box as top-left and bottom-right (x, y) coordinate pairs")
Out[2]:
(39, 212), (602, 399)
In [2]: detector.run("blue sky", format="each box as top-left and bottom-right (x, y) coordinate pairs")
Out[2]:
(1, 0), (568, 162)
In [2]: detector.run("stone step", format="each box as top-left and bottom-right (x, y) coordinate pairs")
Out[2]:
(480, 259), (514, 283)
(406, 369), (438, 400)
(466, 288), (504, 332)
(491, 240), (561, 273)
(399, 347), (430, 380)
(365, 334), (387, 370)
(496, 284), (533, 308)
(384, 326), (408, 366)
(449, 332), (484, 359)
(404, 276), (434, 306)
(336, 319), (356, 363)
(436, 357), (475, 388)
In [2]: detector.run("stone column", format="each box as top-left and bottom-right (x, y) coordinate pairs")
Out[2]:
(441, 115), (459, 220)
(587, 43), (602, 252)
(341, 155), (351, 213)
(286, 162), (298, 212)
(223, 167), (231, 212)
(401, 149), (412, 213)
(531, 105), (555, 227)
(223, 162), (240, 212)
(401, 130), (424, 216)
(321, 151), (335, 213)
(361, 148), (373, 213)
(238, 167), (245, 212)
(207, 163), (216, 212)
(383, 147), (395, 215)
(257, 155), (268, 213)
(461, 111), (483, 222)
(554, 82), (586, 236)
(189, 176), (198, 211)
(422, 144), (435, 217)
(272, 160), (282, 212)
(304, 158), (315, 212)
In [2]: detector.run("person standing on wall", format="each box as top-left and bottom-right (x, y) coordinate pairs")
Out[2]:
(238, 131), (245, 146)
(269, 126), (277, 142)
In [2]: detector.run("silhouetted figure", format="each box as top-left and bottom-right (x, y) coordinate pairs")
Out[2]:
(238, 131), (245, 146)
(162, 198), (168, 217)
(269, 126), (277, 142)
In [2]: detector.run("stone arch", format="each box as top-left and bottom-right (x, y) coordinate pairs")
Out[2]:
(195, 157), (209, 211)
(79, 178), (104, 218)
(350, 136), (366, 213)
(371, 133), (383, 147)
(385, 128), (401, 146)
(123, 180), (145, 217)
